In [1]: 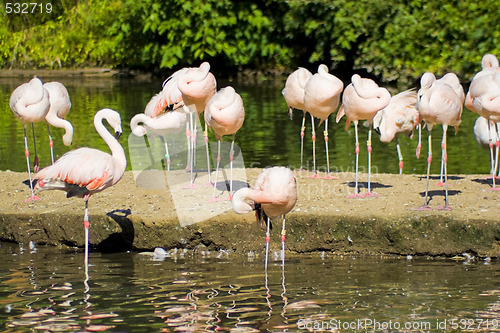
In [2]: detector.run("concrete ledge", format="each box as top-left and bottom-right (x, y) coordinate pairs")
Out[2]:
(1, 170), (498, 257)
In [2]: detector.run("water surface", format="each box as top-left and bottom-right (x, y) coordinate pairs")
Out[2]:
(1, 242), (499, 332)
(0, 75), (491, 175)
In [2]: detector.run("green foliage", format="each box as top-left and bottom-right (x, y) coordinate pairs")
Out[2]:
(1, 0), (499, 84)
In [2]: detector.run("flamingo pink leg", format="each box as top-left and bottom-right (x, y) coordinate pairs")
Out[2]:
(299, 112), (306, 171)
(437, 146), (445, 186)
(209, 139), (222, 202)
(396, 138), (403, 175)
(348, 122), (363, 198)
(183, 113), (200, 189)
(83, 198), (90, 268)
(415, 128), (433, 210)
(490, 122), (500, 190)
(47, 124), (55, 164)
(322, 118), (338, 180)
(496, 123), (500, 180)
(31, 124), (39, 173)
(23, 126), (41, 202)
(224, 134), (236, 201)
(264, 217), (271, 271)
(309, 115), (320, 178)
(364, 127), (379, 197)
(437, 126), (452, 210)
(203, 122), (212, 186)
(416, 123), (422, 159)
(280, 215), (286, 260)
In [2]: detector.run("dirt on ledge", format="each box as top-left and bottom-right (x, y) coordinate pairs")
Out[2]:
(0, 169), (499, 257)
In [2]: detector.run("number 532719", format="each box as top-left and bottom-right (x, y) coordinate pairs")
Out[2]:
(5, 3), (53, 14)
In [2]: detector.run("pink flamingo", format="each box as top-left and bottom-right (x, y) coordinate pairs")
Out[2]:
(304, 64), (344, 179)
(466, 54), (500, 190)
(154, 68), (189, 116)
(204, 86), (245, 201)
(43, 82), (73, 164)
(34, 108), (127, 267)
(9, 77), (50, 201)
(434, 73), (465, 186)
(282, 67), (313, 170)
(415, 72), (463, 210)
(473, 116), (499, 178)
(131, 94), (187, 170)
(336, 74), (391, 198)
(153, 63), (217, 186)
(232, 166), (297, 268)
(178, 62), (217, 188)
(373, 89), (419, 174)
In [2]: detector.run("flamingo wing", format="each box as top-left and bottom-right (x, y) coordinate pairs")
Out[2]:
(35, 148), (116, 196)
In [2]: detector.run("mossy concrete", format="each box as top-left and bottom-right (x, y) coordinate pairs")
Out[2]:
(1, 211), (500, 258)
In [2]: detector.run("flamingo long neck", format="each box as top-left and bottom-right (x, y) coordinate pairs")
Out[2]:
(94, 113), (127, 181)
(130, 113), (149, 136)
(352, 77), (391, 112)
(45, 112), (73, 145)
(232, 187), (269, 214)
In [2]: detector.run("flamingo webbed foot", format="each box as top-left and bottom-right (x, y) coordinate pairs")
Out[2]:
(436, 205), (452, 211)
(363, 191), (380, 198)
(183, 183), (201, 189)
(24, 195), (41, 202)
(413, 205), (432, 211)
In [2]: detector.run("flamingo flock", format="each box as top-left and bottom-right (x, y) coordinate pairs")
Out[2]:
(8, 54), (500, 268)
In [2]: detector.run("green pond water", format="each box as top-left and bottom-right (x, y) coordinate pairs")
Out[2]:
(1, 242), (499, 332)
(0, 75), (491, 175)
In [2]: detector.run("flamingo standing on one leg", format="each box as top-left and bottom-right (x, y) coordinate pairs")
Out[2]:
(33, 108), (127, 268)
(232, 166), (297, 268)
(43, 82), (73, 164)
(473, 116), (500, 177)
(282, 67), (313, 170)
(336, 74), (391, 198)
(204, 86), (245, 201)
(131, 94), (187, 170)
(373, 89), (419, 174)
(465, 54), (500, 190)
(415, 72), (463, 210)
(178, 62), (217, 188)
(303, 64), (344, 179)
(9, 76), (50, 201)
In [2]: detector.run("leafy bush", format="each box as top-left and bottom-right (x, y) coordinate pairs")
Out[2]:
(1, 0), (499, 84)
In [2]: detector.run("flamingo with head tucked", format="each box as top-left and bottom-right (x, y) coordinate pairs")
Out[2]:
(304, 64), (344, 179)
(178, 62), (217, 188)
(204, 86), (245, 201)
(282, 67), (313, 170)
(336, 74), (391, 198)
(10, 76), (50, 201)
(415, 72), (463, 210)
(232, 166), (297, 268)
(466, 54), (500, 191)
(34, 108), (127, 267)
(43, 81), (73, 164)
(373, 89), (419, 174)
